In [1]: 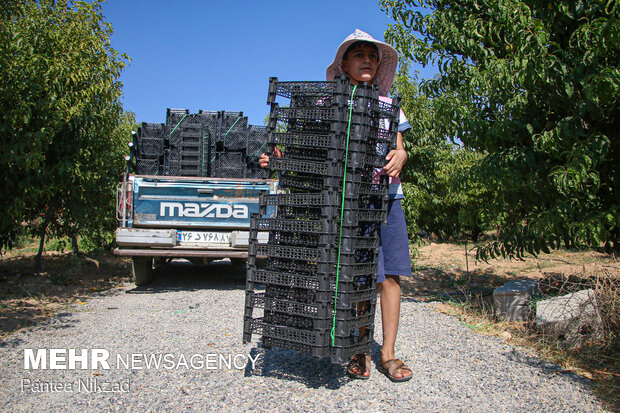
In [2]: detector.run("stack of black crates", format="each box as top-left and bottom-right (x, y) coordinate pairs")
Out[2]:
(133, 109), (268, 178)
(243, 76), (401, 364)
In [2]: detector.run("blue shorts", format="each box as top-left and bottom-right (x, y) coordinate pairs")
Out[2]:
(377, 199), (412, 283)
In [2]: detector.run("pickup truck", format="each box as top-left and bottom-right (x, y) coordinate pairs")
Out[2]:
(115, 175), (276, 285)
(114, 110), (276, 285)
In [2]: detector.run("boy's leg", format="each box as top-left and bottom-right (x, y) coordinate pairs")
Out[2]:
(380, 274), (412, 379)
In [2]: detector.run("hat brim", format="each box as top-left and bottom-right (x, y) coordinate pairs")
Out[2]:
(326, 30), (398, 96)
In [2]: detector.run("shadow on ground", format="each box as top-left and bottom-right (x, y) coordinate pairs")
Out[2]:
(125, 259), (247, 295)
(243, 341), (386, 389)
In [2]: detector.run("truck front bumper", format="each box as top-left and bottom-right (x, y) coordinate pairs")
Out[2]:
(114, 228), (267, 258)
(114, 248), (249, 258)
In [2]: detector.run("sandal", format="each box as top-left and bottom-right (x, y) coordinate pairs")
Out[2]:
(378, 359), (412, 382)
(347, 353), (370, 380)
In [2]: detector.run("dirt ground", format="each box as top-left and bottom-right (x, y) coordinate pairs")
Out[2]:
(401, 241), (619, 300)
(0, 250), (132, 338)
(0, 243), (618, 339)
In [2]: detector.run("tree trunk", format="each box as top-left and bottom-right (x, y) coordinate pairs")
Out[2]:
(33, 227), (46, 272)
(71, 233), (79, 256)
(471, 225), (482, 243)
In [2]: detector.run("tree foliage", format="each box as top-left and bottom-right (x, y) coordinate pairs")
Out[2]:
(0, 0), (129, 254)
(393, 63), (489, 244)
(381, 0), (619, 259)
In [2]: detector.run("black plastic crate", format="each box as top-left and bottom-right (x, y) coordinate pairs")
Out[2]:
(254, 226), (380, 252)
(270, 104), (342, 123)
(137, 138), (165, 158)
(247, 319), (373, 350)
(269, 158), (343, 177)
(247, 125), (269, 158)
(270, 116), (334, 135)
(166, 108), (190, 131)
(137, 123), (165, 157)
(257, 335), (374, 364)
(267, 78), (339, 103)
(282, 146), (328, 162)
(211, 151), (244, 168)
(252, 217), (329, 234)
(214, 130), (248, 151)
(269, 310), (374, 333)
(261, 309), (374, 336)
(135, 157), (160, 175)
(250, 244), (379, 269)
(245, 166), (267, 179)
(272, 205), (387, 225)
(139, 122), (166, 138)
(197, 110), (219, 146)
(246, 291), (332, 319)
(248, 268), (330, 291)
(263, 311), (316, 330)
(275, 169), (380, 193)
(259, 336), (331, 359)
(167, 111), (203, 145)
(261, 192), (384, 209)
(269, 132), (343, 149)
(269, 99), (394, 130)
(214, 111), (248, 150)
(275, 140), (393, 167)
(162, 151), (181, 176)
(179, 163), (202, 177)
(275, 172), (383, 194)
(265, 284), (320, 303)
(263, 282), (376, 303)
(264, 257), (327, 275)
(258, 259), (379, 285)
(257, 273), (375, 298)
(246, 293), (376, 327)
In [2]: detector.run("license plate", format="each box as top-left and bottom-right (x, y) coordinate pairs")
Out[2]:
(177, 231), (230, 245)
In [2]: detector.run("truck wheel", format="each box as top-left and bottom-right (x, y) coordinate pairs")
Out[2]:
(132, 257), (154, 286)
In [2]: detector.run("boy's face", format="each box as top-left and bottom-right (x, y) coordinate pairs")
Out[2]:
(341, 44), (379, 85)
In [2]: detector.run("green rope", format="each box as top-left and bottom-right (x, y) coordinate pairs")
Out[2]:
(210, 116), (243, 164)
(250, 141), (268, 158)
(331, 85), (357, 346)
(222, 116), (242, 146)
(169, 114), (187, 138)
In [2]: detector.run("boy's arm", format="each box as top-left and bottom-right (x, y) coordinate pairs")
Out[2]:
(383, 131), (407, 178)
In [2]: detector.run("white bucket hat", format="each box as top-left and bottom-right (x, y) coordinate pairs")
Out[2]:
(326, 29), (398, 96)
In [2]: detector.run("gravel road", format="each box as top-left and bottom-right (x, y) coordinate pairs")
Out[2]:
(0, 260), (603, 412)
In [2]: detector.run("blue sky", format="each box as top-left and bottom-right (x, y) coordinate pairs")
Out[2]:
(102, 0), (435, 126)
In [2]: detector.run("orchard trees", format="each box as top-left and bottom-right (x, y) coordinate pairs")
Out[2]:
(382, 0), (619, 258)
(0, 1), (129, 261)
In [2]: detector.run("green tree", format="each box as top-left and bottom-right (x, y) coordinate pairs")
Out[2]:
(0, 1), (129, 264)
(381, 0), (619, 259)
(394, 63), (489, 244)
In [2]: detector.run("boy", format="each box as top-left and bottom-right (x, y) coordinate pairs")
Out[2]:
(260, 29), (413, 382)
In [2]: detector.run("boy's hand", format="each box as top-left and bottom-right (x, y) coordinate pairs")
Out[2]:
(259, 146), (282, 168)
(383, 148), (407, 178)
(258, 153), (270, 168)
